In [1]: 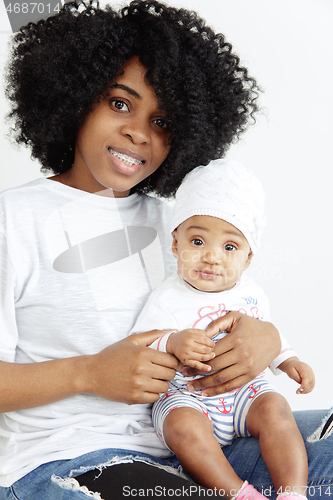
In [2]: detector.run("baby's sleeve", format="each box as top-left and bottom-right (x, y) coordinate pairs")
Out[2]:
(269, 334), (298, 375)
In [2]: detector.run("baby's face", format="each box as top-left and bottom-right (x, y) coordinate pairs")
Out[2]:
(172, 215), (252, 293)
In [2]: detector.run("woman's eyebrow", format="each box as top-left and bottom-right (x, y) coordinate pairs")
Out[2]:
(110, 83), (142, 100)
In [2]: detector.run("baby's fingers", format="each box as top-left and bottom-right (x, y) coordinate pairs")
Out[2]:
(295, 365), (315, 395)
(192, 334), (215, 349)
(297, 384), (310, 395)
(200, 352), (216, 362)
(193, 341), (214, 355)
(296, 376), (315, 395)
(182, 350), (215, 372)
(183, 359), (212, 372)
(182, 351), (215, 365)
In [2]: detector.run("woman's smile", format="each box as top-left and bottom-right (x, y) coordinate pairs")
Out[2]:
(107, 147), (145, 176)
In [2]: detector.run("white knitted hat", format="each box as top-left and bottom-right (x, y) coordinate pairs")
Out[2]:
(172, 159), (266, 254)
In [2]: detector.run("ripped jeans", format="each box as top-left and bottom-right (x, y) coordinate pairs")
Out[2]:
(0, 409), (332, 500)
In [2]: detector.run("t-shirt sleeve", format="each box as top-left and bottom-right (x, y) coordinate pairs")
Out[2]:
(0, 231), (19, 362)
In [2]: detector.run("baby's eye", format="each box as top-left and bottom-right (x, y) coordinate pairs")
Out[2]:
(110, 99), (129, 112)
(191, 239), (204, 246)
(224, 244), (236, 251)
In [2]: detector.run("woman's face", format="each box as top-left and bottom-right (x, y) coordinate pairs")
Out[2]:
(63, 56), (171, 195)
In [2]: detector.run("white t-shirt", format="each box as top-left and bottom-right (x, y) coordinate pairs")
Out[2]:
(132, 272), (297, 374)
(0, 178), (176, 486)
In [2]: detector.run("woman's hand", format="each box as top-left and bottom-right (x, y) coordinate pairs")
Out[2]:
(82, 330), (178, 405)
(183, 311), (281, 396)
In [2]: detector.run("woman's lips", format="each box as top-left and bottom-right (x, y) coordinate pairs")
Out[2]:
(108, 147), (145, 175)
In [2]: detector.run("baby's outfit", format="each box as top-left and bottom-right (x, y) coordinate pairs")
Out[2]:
(131, 272), (296, 450)
(152, 346), (275, 448)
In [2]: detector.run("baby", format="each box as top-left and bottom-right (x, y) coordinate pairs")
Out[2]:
(132, 159), (315, 500)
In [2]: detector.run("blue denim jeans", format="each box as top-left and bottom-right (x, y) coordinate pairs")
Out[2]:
(0, 409), (332, 500)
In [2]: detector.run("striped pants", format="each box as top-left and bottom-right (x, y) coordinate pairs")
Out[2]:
(152, 374), (277, 449)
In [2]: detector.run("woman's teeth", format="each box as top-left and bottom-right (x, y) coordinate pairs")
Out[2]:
(109, 148), (143, 166)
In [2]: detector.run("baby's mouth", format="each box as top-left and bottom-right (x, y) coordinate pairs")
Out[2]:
(198, 269), (221, 279)
(108, 148), (144, 167)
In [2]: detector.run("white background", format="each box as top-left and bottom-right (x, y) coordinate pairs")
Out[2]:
(0, 0), (332, 412)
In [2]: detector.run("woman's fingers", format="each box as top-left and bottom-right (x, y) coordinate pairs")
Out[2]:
(85, 339), (178, 405)
(186, 365), (246, 396)
(127, 329), (176, 348)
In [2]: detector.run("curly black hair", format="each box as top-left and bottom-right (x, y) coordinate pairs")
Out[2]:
(5, 0), (260, 197)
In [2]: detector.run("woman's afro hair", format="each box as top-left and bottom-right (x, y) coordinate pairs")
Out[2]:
(6, 0), (260, 197)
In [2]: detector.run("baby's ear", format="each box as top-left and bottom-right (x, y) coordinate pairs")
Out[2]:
(244, 251), (253, 270)
(171, 230), (178, 259)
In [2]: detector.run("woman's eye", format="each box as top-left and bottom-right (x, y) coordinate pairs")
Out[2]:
(110, 99), (129, 112)
(153, 118), (169, 129)
(192, 239), (204, 246)
(225, 244), (236, 251)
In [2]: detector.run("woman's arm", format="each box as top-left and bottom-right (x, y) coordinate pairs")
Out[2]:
(0, 330), (178, 413)
(183, 311), (281, 396)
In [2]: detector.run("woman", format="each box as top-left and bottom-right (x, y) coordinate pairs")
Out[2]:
(0, 1), (331, 498)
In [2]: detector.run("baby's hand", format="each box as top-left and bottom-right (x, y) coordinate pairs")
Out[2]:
(167, 329), (215, 372)
(278, 357), (315, 394)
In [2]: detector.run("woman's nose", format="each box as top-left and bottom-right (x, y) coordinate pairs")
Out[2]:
(122, 118), (150, 144)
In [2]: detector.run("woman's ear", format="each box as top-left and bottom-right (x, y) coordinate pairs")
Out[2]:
(172, 230), (178, 259)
